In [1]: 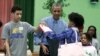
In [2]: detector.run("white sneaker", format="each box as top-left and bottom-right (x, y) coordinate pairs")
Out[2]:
(27, 49), (32, 56)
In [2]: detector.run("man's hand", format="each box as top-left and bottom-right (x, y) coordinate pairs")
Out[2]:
(41, 44), (49, 54)
(0, 40), (5, 51)
(40, 21), (47, 26)
(5, 39), (11, 56)
(35, 21), (48, 33)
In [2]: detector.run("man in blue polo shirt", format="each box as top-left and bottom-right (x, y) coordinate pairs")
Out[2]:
(34, 3), (68, 56)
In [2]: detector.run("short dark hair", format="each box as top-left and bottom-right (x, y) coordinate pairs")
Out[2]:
(83, 33), (92, 42)
(11, 5), (22, 13)
(68, 12), (84, 28)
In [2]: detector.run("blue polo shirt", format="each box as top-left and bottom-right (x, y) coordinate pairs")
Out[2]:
(34, 16), (67, 45)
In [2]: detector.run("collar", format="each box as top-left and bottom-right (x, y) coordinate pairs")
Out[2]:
(71, 27), (79, 32)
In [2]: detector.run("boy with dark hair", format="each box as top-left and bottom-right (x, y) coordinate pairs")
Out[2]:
(11, 6), (22, 13)
(2, 6), (36, 56)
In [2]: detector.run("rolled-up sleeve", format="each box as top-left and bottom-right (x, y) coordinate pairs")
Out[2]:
(46, 28), (73, 40)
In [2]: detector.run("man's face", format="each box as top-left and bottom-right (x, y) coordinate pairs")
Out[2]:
(13, 10), (22, 22)
(51, 6), (62, 20)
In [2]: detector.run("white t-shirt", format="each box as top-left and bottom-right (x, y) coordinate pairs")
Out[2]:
(83, 46), (97, 56)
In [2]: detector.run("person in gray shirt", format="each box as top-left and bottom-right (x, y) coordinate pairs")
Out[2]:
(2, 6), (36, 56)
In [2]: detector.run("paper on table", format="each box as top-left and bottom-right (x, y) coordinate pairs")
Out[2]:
(39, 24), (53, 32)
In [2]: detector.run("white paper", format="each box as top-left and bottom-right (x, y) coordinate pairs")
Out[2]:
(39, 24), (52, 32)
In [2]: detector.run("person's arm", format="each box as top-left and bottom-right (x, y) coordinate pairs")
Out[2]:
(45, 32), (66, 40)
(34, 33), (42, 45)
(39, 22), (72, 40)
(96, 40), (100, 53)
(38, 20), (50, 54)
(5, 39), (11, 56)
(45, 28), (73, 40)
(24, 22), (36, 33)
(2, 24), (11, 56)
(0, 38), (4, 50)
(25, 22), (43, 33)
(34, 31), (49, 54)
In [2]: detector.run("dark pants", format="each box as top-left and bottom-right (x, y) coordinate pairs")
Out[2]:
(39, 45), (50, 56)
(40, 38), (59, 56)
(48, 39), (59, 56)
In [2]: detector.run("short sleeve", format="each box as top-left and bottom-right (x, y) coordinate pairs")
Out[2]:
(2, 24), (9, 40)
(24, 22), (35, 33)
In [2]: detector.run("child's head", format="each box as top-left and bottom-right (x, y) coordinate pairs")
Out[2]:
(87, 25), (97, 38)
(80, 33), (92, 45)
(68, 12), (84, 32)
